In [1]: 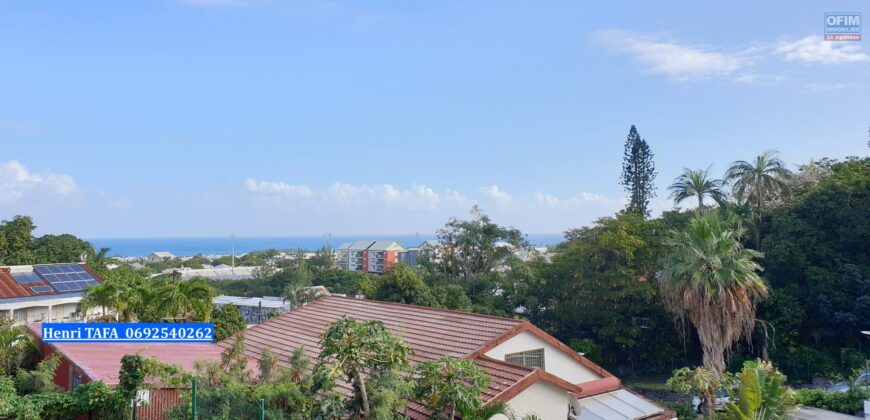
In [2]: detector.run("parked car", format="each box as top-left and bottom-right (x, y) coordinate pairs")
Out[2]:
(692, 389), (731, 413)
(827, 372), (870, 393)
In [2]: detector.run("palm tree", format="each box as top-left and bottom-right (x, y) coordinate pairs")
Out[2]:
(669, 167), (726, 209)
(88, 247), (111, 270)
(0, 321), (36, 376)
(725, 150), (791, 215)
(155, 278), (216, 322)
(79, 282), (123, 320)
(660, 211), (768, 377)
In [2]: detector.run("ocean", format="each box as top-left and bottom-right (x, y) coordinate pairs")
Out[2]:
(87, 234), (566, 258)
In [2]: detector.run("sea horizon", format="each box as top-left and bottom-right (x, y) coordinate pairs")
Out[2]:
(87, 233), (566, 258)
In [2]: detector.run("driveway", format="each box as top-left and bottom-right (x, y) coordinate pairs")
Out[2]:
(788, 406), (861, 419)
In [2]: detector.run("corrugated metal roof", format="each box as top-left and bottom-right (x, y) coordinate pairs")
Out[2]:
(571, 389), (665, 420)
(0, 264), (103, 301)
(26, 323), (223, 386)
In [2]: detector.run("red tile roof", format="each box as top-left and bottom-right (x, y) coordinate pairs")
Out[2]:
(26, 323), (223, 386)
(219, 295), (523, 365)
(219, 296), (588, 418)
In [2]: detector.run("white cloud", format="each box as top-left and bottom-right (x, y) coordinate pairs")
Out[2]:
(776, 36), (869, 64)
(245, 178), (313, 197)
(0, 161), (77, 206)
(243, 178), (650, 233)
(803, 82), (848, 93)
(480, 185), (512, 205)
(533, 192), (560, 207)
(595, 29), (747, 81)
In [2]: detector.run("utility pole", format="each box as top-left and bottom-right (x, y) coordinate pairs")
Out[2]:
(231, 234), (236, 274)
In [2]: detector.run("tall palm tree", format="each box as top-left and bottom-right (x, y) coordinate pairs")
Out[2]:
(669, 167), (726, 209)
(660, 211), (768, 377)
(155, 278), (216, 322)
(79, 282), (123, 320)
(725, 150), (791, 215)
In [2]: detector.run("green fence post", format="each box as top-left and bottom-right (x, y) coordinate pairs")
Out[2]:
(259, 398), (265, 420)
(192, 378), (198, 420)
(132, 396), (137, 420)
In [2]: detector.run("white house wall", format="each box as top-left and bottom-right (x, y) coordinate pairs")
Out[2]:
(484, 330), (600, 384)
(495, 381), (573, 420)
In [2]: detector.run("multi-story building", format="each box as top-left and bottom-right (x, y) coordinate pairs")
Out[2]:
(0, 263), (105, 325)
(364, 240), (405, 274)
(399, 240), (440, 267)
(336, 240), (376, 272)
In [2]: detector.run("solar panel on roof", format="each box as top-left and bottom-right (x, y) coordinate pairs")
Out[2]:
(12, 272), (43, 284)
(30, 285), (54, 293)
(34, 264), (97, 292)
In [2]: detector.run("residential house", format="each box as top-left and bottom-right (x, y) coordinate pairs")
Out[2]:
(0, 264), (105, 325)
(25, 323), (223, 420)
(147, 251), (176, 263)
(364, 240), (404, 274)
(219, 296), (674, 420)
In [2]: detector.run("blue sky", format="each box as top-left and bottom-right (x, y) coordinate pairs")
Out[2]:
(1, 1), (868, 237)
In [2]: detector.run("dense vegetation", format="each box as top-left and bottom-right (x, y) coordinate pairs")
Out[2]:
(1, 130), (868, 417)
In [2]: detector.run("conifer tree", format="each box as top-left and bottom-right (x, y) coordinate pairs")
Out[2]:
(620, 125), (657, 217)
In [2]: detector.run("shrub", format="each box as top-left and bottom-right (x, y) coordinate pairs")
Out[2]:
(795, 388), (870, 415)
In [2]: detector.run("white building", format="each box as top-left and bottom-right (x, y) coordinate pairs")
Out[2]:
(0, 264), (105, 325)
(147, 251), (176, 263)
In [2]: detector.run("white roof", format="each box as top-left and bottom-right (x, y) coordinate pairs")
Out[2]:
(571, 389), (664, 420)
(214, 295), (290, 309)
(150, 251), (176, 258)
(336, 242), (352, 250)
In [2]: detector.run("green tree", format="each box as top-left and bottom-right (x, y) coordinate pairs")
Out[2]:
(620, 125), (657, 217)
(414, 356), (489, 419)
(660, 211), (768, 376)
(760, 157), (870, 379)
(15, 354), (62, 394)
(431, 206), (525, 284)
(529, 212), (680, 368)
(725, 150), (791, 217)
(669, 167), (726, 209)
(726, 150), (792, 246)
(0, 215), (35, 260)
(79, 281), (123, 320)
(213, 304), (247, 341)
(29, 234), (95, 264)
(668, 366), (732, 419)
(0, 317), (36, 376)
(316, 317), (412, 418)
(374, 263), (436, 307)
(724, 360), (796, 420)
(154, 278), (216, 321)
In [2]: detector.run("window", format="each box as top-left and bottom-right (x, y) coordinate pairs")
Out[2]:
(505, 348), (545, 369)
